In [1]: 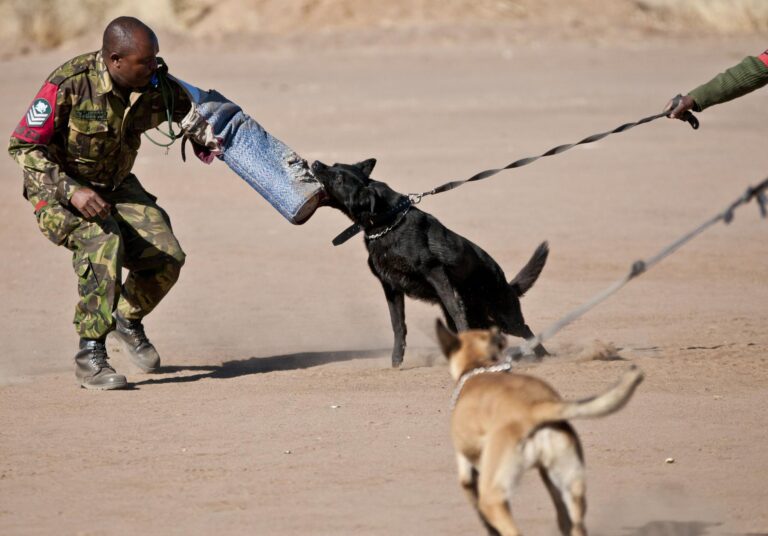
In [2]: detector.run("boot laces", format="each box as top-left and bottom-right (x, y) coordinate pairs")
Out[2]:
(90, 344), (111, 369)
(126, 319), (150, 346)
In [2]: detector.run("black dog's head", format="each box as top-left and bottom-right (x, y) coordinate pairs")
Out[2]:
(312, 159), (398, 226)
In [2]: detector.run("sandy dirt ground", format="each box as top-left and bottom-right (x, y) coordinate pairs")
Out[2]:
(1, 33), (767, 535)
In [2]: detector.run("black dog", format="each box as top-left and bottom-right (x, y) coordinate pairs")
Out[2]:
(312, 159), (549, 366)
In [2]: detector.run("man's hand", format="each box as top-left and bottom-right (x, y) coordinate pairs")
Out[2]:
(665, 94), (696, 119)
(70, 188), (112, 219)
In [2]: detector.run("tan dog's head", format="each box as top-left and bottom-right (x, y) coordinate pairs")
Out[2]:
(436, 319), (507, 381)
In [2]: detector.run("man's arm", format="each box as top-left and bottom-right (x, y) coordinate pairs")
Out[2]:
(8, 142), (80, 205)
(8, 81), (112, 218)
(667, 50), (768, 118)
(7, 81), (81, 207)
(8, 142), (111, 218)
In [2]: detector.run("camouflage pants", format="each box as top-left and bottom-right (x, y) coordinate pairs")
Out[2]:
(34, 175), (185, 340)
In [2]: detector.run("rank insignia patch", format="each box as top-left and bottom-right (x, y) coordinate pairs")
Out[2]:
(26, 98), (52, 127)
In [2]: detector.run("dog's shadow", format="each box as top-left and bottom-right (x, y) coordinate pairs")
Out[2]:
(618, 521), (727, 536)
(618, 518), (768, 536)
(131, 348), (388, 386)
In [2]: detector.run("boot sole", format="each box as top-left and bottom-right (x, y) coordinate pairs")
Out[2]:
(79, 378), (128, 390)
(110, 332), (160, 373)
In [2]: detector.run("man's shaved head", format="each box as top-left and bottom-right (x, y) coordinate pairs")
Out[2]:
(102, 16), (160, 90)
(102, 16), (157, 56)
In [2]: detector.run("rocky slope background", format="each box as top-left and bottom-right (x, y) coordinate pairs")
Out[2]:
(1, 0), (766, 58)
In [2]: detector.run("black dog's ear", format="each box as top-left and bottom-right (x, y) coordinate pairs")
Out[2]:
(436, 319), (461, 359)
(355, 158), (377, 178)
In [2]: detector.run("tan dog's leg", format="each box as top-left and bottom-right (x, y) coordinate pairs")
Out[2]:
(457, 454), (501, 535)
(539, 466), (572, 535)
(477, 425), (526, 536)
(536, 424), (587, 536)
(457, 453), (478, 506)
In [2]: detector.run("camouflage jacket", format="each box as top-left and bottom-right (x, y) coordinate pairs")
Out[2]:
(8, 51), (190, 209)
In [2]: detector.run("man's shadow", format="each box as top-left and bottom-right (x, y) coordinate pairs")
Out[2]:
(131, 348), (388, 386)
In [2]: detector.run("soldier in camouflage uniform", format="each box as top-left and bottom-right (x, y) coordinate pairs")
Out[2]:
(8, 17), (192, 389)
(666, 47), (768, 119)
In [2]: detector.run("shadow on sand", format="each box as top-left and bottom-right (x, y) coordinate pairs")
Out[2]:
(132, 348), (388, 387)
(619, 521), (725, 536)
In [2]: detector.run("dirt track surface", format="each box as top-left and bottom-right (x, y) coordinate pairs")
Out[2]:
(1, 37), (767, 535)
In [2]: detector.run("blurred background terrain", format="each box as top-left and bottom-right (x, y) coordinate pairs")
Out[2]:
(1, 0), (767, 58)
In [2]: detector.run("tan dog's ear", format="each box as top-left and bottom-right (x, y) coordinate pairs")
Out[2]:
(436, 319), (461, 358)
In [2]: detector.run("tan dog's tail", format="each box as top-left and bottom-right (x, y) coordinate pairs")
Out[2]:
(532, 366), (644, 423)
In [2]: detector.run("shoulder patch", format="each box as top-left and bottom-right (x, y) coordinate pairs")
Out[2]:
(759, 49), (768, 68)
(27, 98), (52, 126)
(12, 82), (58, 144)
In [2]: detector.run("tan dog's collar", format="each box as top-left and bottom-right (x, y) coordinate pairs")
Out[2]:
(450, 362), (513, 410)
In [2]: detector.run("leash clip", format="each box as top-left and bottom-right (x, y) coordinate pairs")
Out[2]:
(740, 180), (768, 220)
(757, 190), (767, 219)
(505, 345), (524, 363)
(751, 179), (768, 219)
(630, 260), (646, 278)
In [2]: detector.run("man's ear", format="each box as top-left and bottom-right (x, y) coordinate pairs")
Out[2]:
(436, 318), (461, 358)
(356, 158), (377, 178)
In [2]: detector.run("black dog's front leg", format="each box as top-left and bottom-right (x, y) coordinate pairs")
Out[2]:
(381, 282), (406, 367)
(507, 323), (549, 359)
(427, 267), (468, 332)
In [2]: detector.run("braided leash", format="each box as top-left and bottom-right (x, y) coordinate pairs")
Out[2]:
(423, 96), (698, 198)
(333, 96), (699, 246)
(505, 177), (768, 362)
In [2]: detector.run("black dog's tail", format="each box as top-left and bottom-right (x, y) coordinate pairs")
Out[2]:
(509, 241), (549, 297)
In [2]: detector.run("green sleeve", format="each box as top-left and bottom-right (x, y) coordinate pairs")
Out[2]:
(7, 139), (81, 206)
(688, 56), (768, 111)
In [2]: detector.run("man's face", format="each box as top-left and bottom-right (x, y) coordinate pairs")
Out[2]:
(107, 32), (159, 90)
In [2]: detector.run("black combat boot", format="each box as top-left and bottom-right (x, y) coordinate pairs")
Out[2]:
(75, 339), (127, 390)
(112, 313), (160, 372)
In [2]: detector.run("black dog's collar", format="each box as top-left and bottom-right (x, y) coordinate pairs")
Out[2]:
(332, 197), (412, 246)
(365, 203), (412, 241)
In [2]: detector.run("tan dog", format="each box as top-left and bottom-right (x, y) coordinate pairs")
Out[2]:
(436, 320), (643, 536)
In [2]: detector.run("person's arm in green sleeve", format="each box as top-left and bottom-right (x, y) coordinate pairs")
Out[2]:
(666, 50), (768, 120)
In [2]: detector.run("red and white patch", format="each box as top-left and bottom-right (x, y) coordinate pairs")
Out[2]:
(759, 49), (768, 68)
(12, 81), (58, 145)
